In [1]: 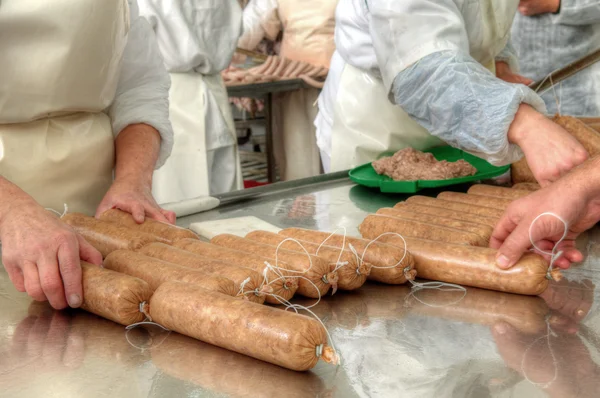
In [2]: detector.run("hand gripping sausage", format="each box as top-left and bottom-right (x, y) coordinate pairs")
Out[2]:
(99, 209), (198, 243)
(172, 239), (298, 305)
(405, 286), (550, 334)
(512, 182), (541, 192)
(62, 213), (163, 258)
(404, 196), (504, 219)
(80, 262), (153, 326)
(210, 234), (338, 298)
(376, 207), (493, 242)
(436, 192), (513, 210)
(467, 184), (531, 200)
(359, 214), (488, 247)
(138, 243), (270, 304)
(245, 230), (371, 291)
(278, 228), (416, 284)
(393, 202), (498, 228)
(103, 250), (238, 297)
(398, 237), (562, 295)
(149, 281), (339, 371)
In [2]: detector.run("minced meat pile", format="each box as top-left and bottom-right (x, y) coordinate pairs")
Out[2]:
(372, 148), (477, 181)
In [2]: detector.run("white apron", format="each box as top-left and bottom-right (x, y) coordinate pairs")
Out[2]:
(329, 1), (516, 172)
(152, 72), (241, 204)
(0, 0), (129, 215)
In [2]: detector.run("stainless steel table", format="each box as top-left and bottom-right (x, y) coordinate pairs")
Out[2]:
(2, 179), (600, 398)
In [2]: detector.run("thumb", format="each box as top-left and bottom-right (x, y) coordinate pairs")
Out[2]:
(77, 235), (103, 265)
(496, 222), (532, 269)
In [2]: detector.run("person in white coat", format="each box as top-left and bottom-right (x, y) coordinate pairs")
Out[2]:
(138, 0), (244, 201)
(317, 0), (588, 188)
(511, 0), (600, 116)
(0, 0), (174, 310)
(238, 0), (338, 181)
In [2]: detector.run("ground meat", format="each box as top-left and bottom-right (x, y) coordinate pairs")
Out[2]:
(372, 148), (477, 181)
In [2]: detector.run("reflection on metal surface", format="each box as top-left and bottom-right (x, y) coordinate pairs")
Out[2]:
(2, 182), (600, 397)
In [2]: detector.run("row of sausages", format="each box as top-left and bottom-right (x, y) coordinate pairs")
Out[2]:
(222, 55), (328, 89)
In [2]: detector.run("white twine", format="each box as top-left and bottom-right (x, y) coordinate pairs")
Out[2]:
(45, 203), (69, 218)
(124, 321), (171, 351)
(520, 317), (558, 389)
(316, 227), (351, 274)
(237, 277), (252, 297)
(528, 212), (568, 279)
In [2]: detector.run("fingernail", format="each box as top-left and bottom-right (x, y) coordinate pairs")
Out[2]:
(496, 254), (511, 269)
(494, 323), (508, 335)
(68, 294), (82, 308)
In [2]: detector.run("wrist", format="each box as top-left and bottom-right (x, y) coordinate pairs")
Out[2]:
(507, 104), (546, 148)
(0, 178), (40, 228)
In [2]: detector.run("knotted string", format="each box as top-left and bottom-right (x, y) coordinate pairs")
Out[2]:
(528, 212), (568, 280)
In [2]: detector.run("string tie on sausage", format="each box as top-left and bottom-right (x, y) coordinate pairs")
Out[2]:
(45, 203), (69, 218)
(527, 212), (567, 280)
(237, 277), (252, 297)
(363, 232), (409, 269)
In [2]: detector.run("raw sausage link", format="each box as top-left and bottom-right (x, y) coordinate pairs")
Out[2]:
(467, 184), (531, 200)
(405, 285), (550, 334)
(149, 281), (338, 371)
(393, 202), (498, 228)
(553, 115), (600, 155)
(279, 228), (416, 284)
(103, 250), (238, 297)
(359, 214), (488, 247)
(211, 234), (338, 298)
(299, 75), (325, 89)
(99, 209), (198, 243)
(396, 237), (561, 295)
(512, 182), (541, 192)
(172, 239), (298, 305)
(245, 230), (371, 291)
(376, 207), (492, 242)
(437, 192), (513, 210)
(80, 262), (152, 326)
(510, 158), (537, 184)
(404, 196), (504, 219)
(138, 243), (269, 304)
(62, 213), (163, 258)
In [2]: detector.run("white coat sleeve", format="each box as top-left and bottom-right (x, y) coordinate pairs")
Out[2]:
(237, 0), (281, 51)
(109, 0), (174, 169)
(551, 0), (600, 26)
(366, 0), (546, 165)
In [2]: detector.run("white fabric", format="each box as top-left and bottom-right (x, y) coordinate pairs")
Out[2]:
(138, 0), (242, 74)
(319, 0), (532, 171)
(0, 0), (126, 215)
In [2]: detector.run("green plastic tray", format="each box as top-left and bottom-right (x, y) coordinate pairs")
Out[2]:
(348, 146), (510, 193)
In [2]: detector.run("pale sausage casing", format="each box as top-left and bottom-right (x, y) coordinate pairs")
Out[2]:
(467, 184), (530, 200)
(149, 281), (338, 371)
(393, 202), (498, 228)
(279, 228), (415, 284)
(80, 261), (152, 326)
(405, 196), (504, 219)
(436, 192), (512, 210)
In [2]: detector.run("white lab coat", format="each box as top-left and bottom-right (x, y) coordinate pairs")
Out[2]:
(318, 0), (543, 172)
(139, 0), (243, 201)
(238, 0), (338, 180)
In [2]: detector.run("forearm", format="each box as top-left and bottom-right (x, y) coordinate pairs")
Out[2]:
(113, 124), (161, 187)
(562, 155), (600, 200)
(0, 177), (39, 225)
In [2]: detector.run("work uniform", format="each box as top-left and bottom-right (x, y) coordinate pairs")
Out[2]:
(512, 2), (600, 116)
(318, 0), (545, 172)
(238, 0), (338, 181)
(0, 0), (173, 215)
(139, 0), (243, 202)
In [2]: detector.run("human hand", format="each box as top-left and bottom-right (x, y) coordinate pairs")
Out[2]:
(490, 175), (600, 269)
(518, 0), (561, 16)
(508, 105), (588, 187)
(496, 61), (533, 85)
(96, 178), (176, 225)
(0, 199), (102, 309)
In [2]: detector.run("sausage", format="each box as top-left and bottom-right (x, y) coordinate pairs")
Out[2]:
(404, 196), (504, 219)
(553, 115), (600, 156)
(511, 158), (537, 184)
(62, 213), (162, 258)
(436, 192), (513, 210)
(250, 56), (274, 75)
(273, 57), (289, 77)
(211, 234), (338, 298)
(172, 239), (298, 305)
(376, 207), (492, 242)
(245, 230), (371, 291)
(467, 184), (531, 200)
(264, 56), (280, 75)
(103, 250), (238, 297)
(405, 286), (550, 334)
(359, 214), (488, 247)
(80, 261), (152, 326)
(282, 60), (299, 77)
(138, 243), (270, 304)
(512, 182), (541, 192)
(397, 237), (561, 295)
(279, 228), (415, 284)
(290, 61), (310, 78)
(99, 209), (198, 243)
(151, 333), (328, 398)
(149, 281), (338, 371)
(393, 202), (498, 228)
(299, 75), (325, 89)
